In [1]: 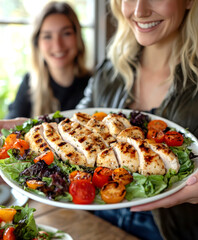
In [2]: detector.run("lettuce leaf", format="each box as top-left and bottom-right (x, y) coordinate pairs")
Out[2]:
(125, 173), (167, 200)
(0, 149), (31, 181)
(13, 204), (38, 240)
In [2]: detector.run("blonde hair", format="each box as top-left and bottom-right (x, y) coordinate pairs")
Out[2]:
(30, 1), (90, 117)
(108, 0), (198, 94)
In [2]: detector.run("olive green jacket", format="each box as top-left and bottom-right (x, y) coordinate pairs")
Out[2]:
(77, 59), (198, 240)
(77, 59), (198, 138)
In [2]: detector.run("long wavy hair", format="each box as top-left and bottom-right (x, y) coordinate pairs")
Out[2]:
(30, 1), (90, 117)
(108, 0), (198, 94)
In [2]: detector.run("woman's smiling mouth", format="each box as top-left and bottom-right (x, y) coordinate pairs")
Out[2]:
(136, 21), (162, 30)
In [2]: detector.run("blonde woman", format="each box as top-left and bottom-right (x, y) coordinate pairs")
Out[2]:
(77, 0), (198, 239)
(6, 1), (91, 119)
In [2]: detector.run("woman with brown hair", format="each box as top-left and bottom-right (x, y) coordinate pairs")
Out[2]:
(6, 1), (91, 118)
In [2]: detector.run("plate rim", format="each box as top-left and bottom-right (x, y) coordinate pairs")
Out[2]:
(1, 107), (198, 210)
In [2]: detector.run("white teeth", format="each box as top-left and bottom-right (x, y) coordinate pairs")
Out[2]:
(137, 21), (161, 29)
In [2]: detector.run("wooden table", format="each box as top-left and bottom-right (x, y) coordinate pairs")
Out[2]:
(28, 199), (140, 240)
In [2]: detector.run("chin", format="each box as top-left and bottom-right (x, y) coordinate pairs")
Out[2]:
(136, 39), (157, 47)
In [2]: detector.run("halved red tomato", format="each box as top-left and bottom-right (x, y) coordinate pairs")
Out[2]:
(164, 131), (184, 146)
(69, 180), (95, 204)
(100, 181), (126, 204)
(92, 167), (113, 188)
(148, 119), (167, 131)
(3, 226), (16, 240)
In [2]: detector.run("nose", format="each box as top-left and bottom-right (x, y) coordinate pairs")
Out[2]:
(134, 0), (152, 18)
(53, 35), (64, 50)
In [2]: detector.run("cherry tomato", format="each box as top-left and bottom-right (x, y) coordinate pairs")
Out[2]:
(69, 180), (95, 204)
(100, 181), (126, 204)
(92, 167), (113, 188)
(148, 120), (167, 131)
(69, 170), (92, 183)
(164, 131), (184, 146)
(147, 129), (165, 143)
(3, 227), (16, 240)
(112, 168), (133, 185)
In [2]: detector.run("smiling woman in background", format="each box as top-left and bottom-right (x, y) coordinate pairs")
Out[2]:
(6, 1), (91, 119)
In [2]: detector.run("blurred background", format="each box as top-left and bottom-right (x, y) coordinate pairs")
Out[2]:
(0, 0), (115, 119)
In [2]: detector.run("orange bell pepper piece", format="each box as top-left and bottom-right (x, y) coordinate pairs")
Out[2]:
(0, 148), (9, 159)
(92, 112), (107, 121)
(26, 180), (44, 190)
(4, 134), (18, 149)
(12, 139), (29, 156)
(34, 151), (54, 165)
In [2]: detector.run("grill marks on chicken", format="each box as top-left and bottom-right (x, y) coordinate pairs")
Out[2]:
(111, 142), (139, 173)
(145, 139), (180, 173)
(117, 127), (176, 175)
(117, 126), (145, 140)
(86, 118), (116, 146)
(131, 139), (165, 175)
(97, 147), (119, 169)
(25, 112), (180, 176)
(42, 122), (87, 166)
(117, 129), (166, 175)
(102, 113), (132, 137)
(25, 125), (50, 154)
(71, 112), (91, 125)
(58, 118), (106, 167)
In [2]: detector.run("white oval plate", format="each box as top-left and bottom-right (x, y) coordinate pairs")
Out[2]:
(38, 224), (73, 240)
(1, 108), (198, 210)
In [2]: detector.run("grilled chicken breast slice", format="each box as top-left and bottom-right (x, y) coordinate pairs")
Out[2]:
(111, 142), (139, 172)
(42, 122), (87, 166)
(117, 126), (145, 142)
(58, 118), (106, 167)
(97, 147), (119, 169)
(128, 138), (165, 175)
(117, 130), (166, 175)
(71, 112), (91, 125)
(146, 139), (180, 173)
(86, 118), (116, 146)
(25, 125), (50, 154)
(102, 113), (131, 137)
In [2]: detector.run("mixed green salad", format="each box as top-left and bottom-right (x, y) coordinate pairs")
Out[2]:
(0, 111), (196, 205)
(0, 204), (64, 239)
